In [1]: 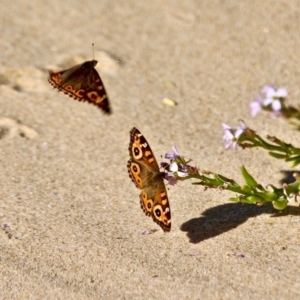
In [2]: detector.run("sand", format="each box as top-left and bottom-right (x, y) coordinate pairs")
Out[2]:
(1, 0), (300, 299)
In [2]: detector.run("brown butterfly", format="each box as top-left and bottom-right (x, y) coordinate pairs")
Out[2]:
(127, 127), (171, 232)
(48, 60), (111, 114)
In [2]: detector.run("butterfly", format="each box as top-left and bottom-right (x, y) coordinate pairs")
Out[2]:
(48, 60), (111, 114)
(127, 127), (171, 232)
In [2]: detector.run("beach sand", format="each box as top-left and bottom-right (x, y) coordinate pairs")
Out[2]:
(1, 1), (300, 299)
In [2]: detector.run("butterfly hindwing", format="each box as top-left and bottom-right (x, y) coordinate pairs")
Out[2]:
(127, 127), (171, 232)
(139, 188), (171, 232)
(48, 60), (111, 114)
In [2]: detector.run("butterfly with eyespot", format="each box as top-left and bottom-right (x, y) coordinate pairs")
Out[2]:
(127, 127), (171, 232)
(48, 60), (111, 114)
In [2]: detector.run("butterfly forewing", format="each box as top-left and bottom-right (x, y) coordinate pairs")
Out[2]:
(127, 127), (171, 232)
(48, 60), (111, 114)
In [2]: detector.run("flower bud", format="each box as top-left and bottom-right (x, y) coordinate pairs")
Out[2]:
(272, 198), (288, 210)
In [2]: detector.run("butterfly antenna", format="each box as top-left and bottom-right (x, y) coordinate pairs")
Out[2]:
(92, 43), (95, 60)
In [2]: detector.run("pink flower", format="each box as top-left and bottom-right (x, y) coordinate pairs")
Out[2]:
(163, 146), (190, 185)
(262, 85), (287, 113)
(250, 93), (263, 117)
(164, 172), (178, 186)
(165, 145), (180, 160)
(222, 121), (246, 150)
(250, 85), (288, 117)
(169, 162), (189, 178)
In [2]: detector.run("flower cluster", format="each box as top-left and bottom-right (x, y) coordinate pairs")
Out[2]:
(161, 145), (198, 186)
(222, 120), (300, 167)
(250, 85), (288, 117)
(250, 85), (300, 122)
(161, 85), (300, 211)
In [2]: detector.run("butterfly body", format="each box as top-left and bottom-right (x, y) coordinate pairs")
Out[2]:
(127, 127), (171, 232)
(48, 60), (111, 114)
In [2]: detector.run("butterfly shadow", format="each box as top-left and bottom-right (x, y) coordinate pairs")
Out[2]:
(180, 202), (300, 244)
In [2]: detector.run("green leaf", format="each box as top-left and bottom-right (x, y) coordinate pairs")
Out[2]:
(241, 165), (257, 188)
(215, 174), (238, 186)
(229, 196), (263, 205)
(256, 192), (278, 201)
(268, 152), (287, 159)
(290, 158), (300, 168)
(241, 185), (254, 193)
(229, 197), (240, 203)
(244, 195), (264, 204)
